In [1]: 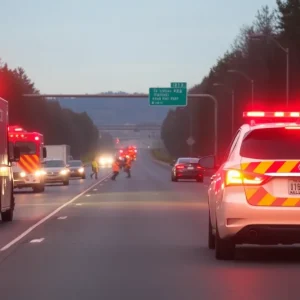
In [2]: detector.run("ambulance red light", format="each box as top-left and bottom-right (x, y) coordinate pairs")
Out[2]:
(285, 126), (300, 130)
(274, 112), (284, 117)
(34, 136), (39, 141)
(244, 111), (265, 117)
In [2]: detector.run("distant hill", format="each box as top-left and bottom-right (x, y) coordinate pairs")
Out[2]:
(58, 96), (169, 126)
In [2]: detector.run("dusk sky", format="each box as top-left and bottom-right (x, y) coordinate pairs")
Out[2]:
(1, 0), (276, 93)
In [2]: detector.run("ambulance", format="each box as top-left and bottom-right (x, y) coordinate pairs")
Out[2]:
(8, 126), (47, 193)
(0, 98), (20, 222)
(199, 111), (300, 260)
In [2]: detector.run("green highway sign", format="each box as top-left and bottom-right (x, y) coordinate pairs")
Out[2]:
(149, 88), (187, 106)
(149, 82), (187, 106)
(171, 82), (187, 89)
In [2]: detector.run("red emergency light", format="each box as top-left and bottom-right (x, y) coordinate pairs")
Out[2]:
(243, 111), (300, 118)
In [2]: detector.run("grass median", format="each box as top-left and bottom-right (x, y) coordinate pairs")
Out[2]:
(151, 148), (173, 164)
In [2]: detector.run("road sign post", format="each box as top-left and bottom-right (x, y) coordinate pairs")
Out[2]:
(149, 82), (187, 106)
(186, 136), (195, 146)
(187, 136), (195, 156)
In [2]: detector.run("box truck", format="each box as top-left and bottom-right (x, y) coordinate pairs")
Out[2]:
(44, 145), (70, 164)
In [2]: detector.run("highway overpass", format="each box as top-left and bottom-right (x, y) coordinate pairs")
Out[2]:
(98, 124), (161, 131)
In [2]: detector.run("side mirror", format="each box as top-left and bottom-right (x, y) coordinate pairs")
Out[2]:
(43, 147), (47, 159)
(198, 155), (215, 169)
(13, 146), (20, 162)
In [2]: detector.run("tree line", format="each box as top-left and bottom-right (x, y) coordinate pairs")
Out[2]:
(0, 61), (114, 160)
(161, 0), (300, 161)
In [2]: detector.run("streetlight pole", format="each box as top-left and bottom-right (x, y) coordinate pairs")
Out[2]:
(227, 70), (254, 108)
(213, 83), (235, 137)
(250, 34), (289, 107)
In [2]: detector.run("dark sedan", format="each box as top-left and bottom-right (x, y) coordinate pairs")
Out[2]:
(68, 160), (86, 179)
(171, 157), (204, 182)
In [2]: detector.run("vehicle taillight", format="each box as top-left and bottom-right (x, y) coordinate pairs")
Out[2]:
(176, 165), (185, 169)
(196, 166), (202, 169)
(225, 169), (269, 186)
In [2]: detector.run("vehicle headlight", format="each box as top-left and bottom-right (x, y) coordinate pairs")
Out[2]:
(107, 157), (113, 164)
(20, 171), (26, 178)
(60, 170), (68, 175)
(78, 167), (84, 173)
(99, 158), (106, 164)
(35, 170), (42, 177)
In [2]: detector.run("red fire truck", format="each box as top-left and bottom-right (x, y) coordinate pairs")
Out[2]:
(8, 126), (47, 193)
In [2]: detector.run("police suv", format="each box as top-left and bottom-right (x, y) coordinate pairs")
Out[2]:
(199, 111), (300, 260)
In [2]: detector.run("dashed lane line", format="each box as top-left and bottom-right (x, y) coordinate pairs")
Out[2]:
(1, 173), (111, 252)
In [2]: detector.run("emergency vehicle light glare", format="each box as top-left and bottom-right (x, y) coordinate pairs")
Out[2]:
(274, 112), (284, 117)
(14, 128), (23, 131)
(285, 126), (300, 130)
(244, 111), (265, 117)
(34, 136), (39, 141)
(244, 111), (300, 118)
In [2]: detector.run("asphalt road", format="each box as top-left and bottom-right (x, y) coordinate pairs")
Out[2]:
(0, 150), (299, 299)
(0, 167), (111, 250)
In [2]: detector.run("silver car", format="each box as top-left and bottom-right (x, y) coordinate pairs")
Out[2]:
(43, 159), (70, 186)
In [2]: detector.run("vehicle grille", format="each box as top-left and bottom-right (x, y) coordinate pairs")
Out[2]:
(47, 172), (59, 176)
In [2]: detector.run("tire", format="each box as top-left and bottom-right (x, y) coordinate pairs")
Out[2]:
(197, 177), (203, 183)
(32, 184), (45, 193)
(208, 212), (215, 249)
(171, 175), (177, 182)
(215, 227), (235, 260)
(1, 189), (14, 222)
(63, 180), (69, 186)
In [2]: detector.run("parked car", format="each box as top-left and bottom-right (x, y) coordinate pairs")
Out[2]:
(68, 160), (86, 179)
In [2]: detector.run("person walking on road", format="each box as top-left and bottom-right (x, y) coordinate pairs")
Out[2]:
(111, 159), (120, 180)
(90, 158), (99, 179)
(124, 155), (132, 178)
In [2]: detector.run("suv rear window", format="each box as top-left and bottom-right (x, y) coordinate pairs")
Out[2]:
(240, 128), (300, 159)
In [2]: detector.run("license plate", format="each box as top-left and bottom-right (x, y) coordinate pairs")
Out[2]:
(288, 180), (300, 195)
(187, 166), (194, 170)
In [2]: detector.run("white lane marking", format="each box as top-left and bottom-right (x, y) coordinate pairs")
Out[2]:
(75, 203), (82, 206)
(86, 194), (91, 197)
(1, 173), (111, 251)
(30, 238), (45, 243)
(57, 216), (68, 220)
(93, 189), (98, 191)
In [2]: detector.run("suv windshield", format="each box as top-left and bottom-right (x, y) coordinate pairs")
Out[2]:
(240, 128), (300, 159)
(69, 160), (82, 167)
(15, 141), (36, 155)
(44, 160), (65, 168)
(178, 158), (199, 164)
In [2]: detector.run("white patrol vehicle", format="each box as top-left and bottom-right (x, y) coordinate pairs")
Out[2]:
(199, 111), (300, 260)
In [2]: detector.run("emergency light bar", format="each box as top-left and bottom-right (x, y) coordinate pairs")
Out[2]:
(243, 111), (300, 118)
